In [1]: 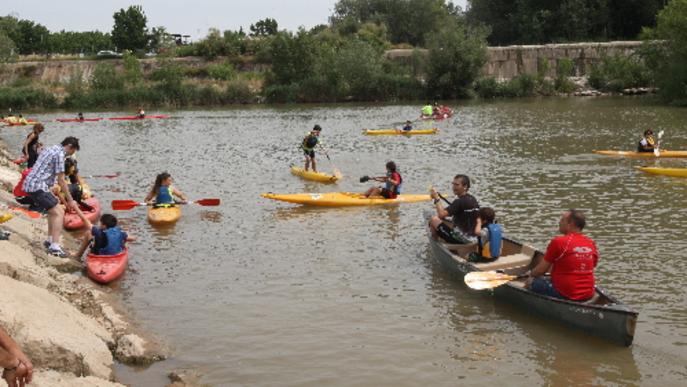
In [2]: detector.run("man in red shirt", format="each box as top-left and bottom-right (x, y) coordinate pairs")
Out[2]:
(526, 209), (599, 301)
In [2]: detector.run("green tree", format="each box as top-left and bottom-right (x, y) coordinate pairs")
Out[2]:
(148, 26), (175, 53)
(91, 63), (124, 90)
(249, 18), (278, 36)
(642, 0), (687, 104)
(425, 20), (488, 98)
(0, 31), (16, 62)
(112, 6), (149, 52)
(122, 51), (142, 84)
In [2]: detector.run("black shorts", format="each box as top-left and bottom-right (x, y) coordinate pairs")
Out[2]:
(304, 149), (315, 158)
(28, 190), (58, 210)
(380, 188), (397, 199)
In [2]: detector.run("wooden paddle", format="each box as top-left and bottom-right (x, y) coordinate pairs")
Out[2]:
(112, 198), (220, 210)
(464, 271), (528, 290)
(653, 130), (664, 157)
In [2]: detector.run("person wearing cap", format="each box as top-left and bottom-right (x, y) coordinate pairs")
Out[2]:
(637, 129), (656, 153)
(301, 125), (322, 172)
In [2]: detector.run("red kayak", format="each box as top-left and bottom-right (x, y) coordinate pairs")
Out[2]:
(56, 118), (103, 122)
(12, 155), (28, 165)
(64, 197), (101, 230)
(87, 248), (128, 284)
(108, 115), (169, 121)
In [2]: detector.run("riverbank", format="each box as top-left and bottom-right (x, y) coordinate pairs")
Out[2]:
(0, 140), (202, 386)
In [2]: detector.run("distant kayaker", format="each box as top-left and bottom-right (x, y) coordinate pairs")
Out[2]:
(468, 207), (503, 263)
(77, 112), (84, 121)
(637, 129), (656, 153)
(301, 125), (322, 172)
(402, 120), (413, 132)
(421, 103), (433, 118)
(22, 123), (44, 168)
(22, 136), (84, 257)
(429, 174), (480, 244)
(73, 213), (136, 259)
(526, 209), (599, 301)
(363, 161), (402, 199)
(137, 108), (145, 119)
(145, 172), (188, 206)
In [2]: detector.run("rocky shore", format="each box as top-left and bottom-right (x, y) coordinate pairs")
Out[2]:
(0, 141), (202, 386)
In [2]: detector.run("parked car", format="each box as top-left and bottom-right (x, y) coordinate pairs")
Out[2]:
(96, 50), (122, 58)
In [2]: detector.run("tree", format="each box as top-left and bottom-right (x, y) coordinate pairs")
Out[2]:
(0, 31), (16, 62)
(112, 6), (148, 52)
(148, 26), (175, 53)
(642, 0), (687, 104)
(426, 20), (488, 98)
(249, 18), (278, 36)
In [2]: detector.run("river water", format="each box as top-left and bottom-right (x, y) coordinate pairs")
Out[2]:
(2, 98), (686, 386)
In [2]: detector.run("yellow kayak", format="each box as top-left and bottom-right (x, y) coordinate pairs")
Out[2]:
(290, 166), (341, 183)
(594, 150), (687, 158)
(363, 128), (438, 136)
(261, 192), (431, 206)
(147, 206), (181, 225)
(636, 166), (687, 177)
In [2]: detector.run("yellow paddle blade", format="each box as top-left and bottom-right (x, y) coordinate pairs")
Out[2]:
(334, 169), (343, 180)
(464, 271), (519, 290)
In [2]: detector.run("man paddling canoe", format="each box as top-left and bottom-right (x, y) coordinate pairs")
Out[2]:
(525, 209), (599, 301)
(637, 129), (656, 153)
(429, 174), (480, 243)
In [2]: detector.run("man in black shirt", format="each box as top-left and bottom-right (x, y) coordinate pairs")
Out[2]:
(429, 174), (480, 243)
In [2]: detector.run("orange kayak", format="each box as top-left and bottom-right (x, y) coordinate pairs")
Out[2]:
(64, 197), (101, 230)
(87, 248), (128, 284)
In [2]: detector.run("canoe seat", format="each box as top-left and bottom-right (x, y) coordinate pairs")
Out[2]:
(474, 253), (532, 271)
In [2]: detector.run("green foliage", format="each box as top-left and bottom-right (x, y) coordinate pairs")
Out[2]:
(47, 30), (113, 54)
(112, 6), (149, 52)
(195, 29), (239, 60)
(207, 63), (235, 80)
(151, 57), (183, 93)
(250, 18), (278, 36)
(0, 87), (57, 109)
(641, 0), (687, 105)
(91, 63), (124, 90)
(0, 16), (49, 55)
(555, 58), (576, 92)
(0, 31), (16, 62)
(588, 54), (651, 92)
(148, 26), (175, 53)
(425, 20), (488, 99)
(467, 0), (666, 45)
(122, 51), (143, 84)
(331, 0), (456, 46)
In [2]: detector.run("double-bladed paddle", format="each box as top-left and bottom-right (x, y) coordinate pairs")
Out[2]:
(112, 198), (220, 211)
(464, 271), (528, 290)
(654, 130), (665, 157)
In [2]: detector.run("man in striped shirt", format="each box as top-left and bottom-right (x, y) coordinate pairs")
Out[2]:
(22, 136), (84, 257)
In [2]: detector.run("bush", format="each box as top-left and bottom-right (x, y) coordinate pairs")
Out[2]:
(474, 77), (501, 99)
(588, 55), (650, 92)
(224, 78), (255, 103)
(207, 63), (235, 80)
(0, 87), (58, 109)
(91, 63), (124, 91)
(555, 58), (576, 93)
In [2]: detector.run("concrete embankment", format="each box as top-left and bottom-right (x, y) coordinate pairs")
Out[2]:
(0, 140), (200, 386)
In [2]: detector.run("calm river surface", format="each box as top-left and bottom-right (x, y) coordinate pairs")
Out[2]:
(3, 98), (686, 386)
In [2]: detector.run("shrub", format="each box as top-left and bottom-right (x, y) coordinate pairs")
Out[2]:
(207, 63), (235, 80)
(555, 58), (576, 93)
(474, 77), (501, 99)
(0, 87), (57, 109)
(589, 54), (651, 92)
(91, 63), (124, 91)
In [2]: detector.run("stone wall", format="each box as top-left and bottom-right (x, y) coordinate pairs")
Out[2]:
(485, 41), (643, 81)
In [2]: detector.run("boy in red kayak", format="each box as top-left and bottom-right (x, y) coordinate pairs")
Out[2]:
(73, 213), (136, 259)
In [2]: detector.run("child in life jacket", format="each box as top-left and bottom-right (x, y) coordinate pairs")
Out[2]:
(468, 207), (503, 263)
(145, 172), (187, 206)
(74, 213), (136, 258)
(56, 157), (93, 211)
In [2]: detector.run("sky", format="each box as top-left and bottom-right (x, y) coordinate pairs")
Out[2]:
(3, 0), (468, 40)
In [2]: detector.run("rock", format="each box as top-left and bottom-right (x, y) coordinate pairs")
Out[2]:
(32, 369), (124, 387)
(0, 275), (115, 379)
(168, 369), (208, 387)
(115, 333), (166, 365)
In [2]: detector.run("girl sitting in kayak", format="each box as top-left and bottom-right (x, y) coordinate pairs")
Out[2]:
(22, 123), (44, 168)
(56, 157), (93, 211)
(74, 213), (136, 259)
(145, 172), (187, 207)
(363, 161), (402, 199)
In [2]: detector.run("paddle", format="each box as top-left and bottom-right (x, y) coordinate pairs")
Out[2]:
(319, 145), (342, 179)
(654, 130), (664, 157)
(85, 172), (120, 179)
(464, 271), (528, 290)
(360, 175), (386, 183)
(428, 185), (452, 205)
(112, 198), (220, 211)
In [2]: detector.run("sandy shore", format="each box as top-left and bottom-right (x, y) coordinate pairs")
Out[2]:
(0, 139), (204, 386)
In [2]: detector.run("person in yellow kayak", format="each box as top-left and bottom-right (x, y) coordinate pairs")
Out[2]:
(637, 129), (656, 153)
(301, 125), (322, 172)
(401, 120), (413, 132)
(145, 172), (187, 207)
(363, 161), (403, 199)
(21, 123), (44, 168)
